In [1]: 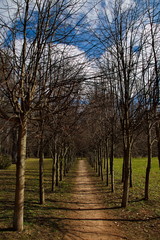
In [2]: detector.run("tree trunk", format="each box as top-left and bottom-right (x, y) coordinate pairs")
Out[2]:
(97, 148), (101, 177)
(39, 147), (45, 204)
(56, 152), (59, 186)
(103, 145), (106, 169)
(95, 150), (98, 173)
(121, 146), (130, 207)
(106, 139), (109, 186)
(145, 121), (152, 200)
(156, 122), (160, 169)
(63, 154), (67, 177)
(110, 135), (114, 193)
(52, 152), (56, 192)
(121, 106), (131, 208)
(59, 155), (63, 182)
(13, 116), (27, 231)
(122, 161), (125, 183)
(66, 153), (70, 174)
(99, 146), (103, 181)
(130, 155), (133, 188)
(12, 127), (18, 164)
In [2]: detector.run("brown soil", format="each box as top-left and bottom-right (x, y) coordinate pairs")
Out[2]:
(61, 159), (127, 240)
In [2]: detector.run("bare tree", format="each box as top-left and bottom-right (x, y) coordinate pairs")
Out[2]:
(0, 0), (88, 231)
(94, 0), (150, 207)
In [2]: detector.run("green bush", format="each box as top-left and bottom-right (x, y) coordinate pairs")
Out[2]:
(0, 155), (12, 169)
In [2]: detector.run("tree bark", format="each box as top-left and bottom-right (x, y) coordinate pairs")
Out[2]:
(122, 161), (125, 183)
(121, 102), (131, 207)
(51, 150), (56, 192)
(56, 152), (59, 186)
(144, 121), (152, 200)
(121, 116), (131, 207)
(156, 122), (160, 169)
(99, 146), (103, 181)
(103, 145), (106, 169)
(95, 150), (98, 173)
(39, 147), (45, 204)
(13, 116), (27, 231)
(129, 155), (133, 188)
(12, 127), (18, 164)
(110, 134), (114, 193)
(63, 154), (67, 177)
(97, 148), (101, 177)
(121, 145), (130, 207)
(106, 139), (109, 186)
(59, 152), (63, 181)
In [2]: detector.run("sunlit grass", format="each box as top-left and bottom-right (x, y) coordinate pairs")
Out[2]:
(0, 158), (73, 240)
(101, 158), (160, 218)
(113, 157), (160, 207)
(0, 157), (159, 240)
(100, 157), (160, 240)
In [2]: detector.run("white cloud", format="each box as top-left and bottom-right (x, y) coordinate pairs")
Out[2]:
(104, 0), (136, 22)
(121, 0), (135, 11)
(0, 0), (17, 24)
(99, 21), (160, 99)
(50, 43), (96, 78)
(67, 0), (136, 30)
(67, 0), (103, 27)
(13, 38), (95, 78)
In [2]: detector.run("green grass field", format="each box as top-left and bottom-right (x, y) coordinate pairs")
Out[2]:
(113, 157), (160, 209)
(0, 158), (73, 240)
(101, 157), (160, 240)
(0, 157), (159, 240)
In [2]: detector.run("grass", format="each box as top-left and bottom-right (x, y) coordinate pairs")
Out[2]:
(0, 157), (159, 240)
(0, 158), (74, 240)
(100, 157), (160, 240)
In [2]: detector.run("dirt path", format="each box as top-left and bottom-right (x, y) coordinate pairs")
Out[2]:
(61, 159), (127, 240)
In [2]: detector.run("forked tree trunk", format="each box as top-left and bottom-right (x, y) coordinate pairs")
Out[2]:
(145, 121), (152, 200)
(13, 116), (27, 231)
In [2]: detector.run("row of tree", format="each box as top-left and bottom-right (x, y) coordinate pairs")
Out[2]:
(84, 0), (160, 207)
(0, 0), (89, 232)
(0, 0), (160, 233)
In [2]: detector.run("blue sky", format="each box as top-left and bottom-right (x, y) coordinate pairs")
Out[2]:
(0, 0), (105, 58)
(1, 0), (160, 61)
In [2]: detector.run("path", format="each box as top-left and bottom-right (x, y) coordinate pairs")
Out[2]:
(61, 159), (127, 240)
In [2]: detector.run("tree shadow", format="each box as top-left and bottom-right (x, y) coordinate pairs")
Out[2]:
(0, 227), (15, 232)
(129, 198), (145, 203)
(49, 215), (160, 223)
